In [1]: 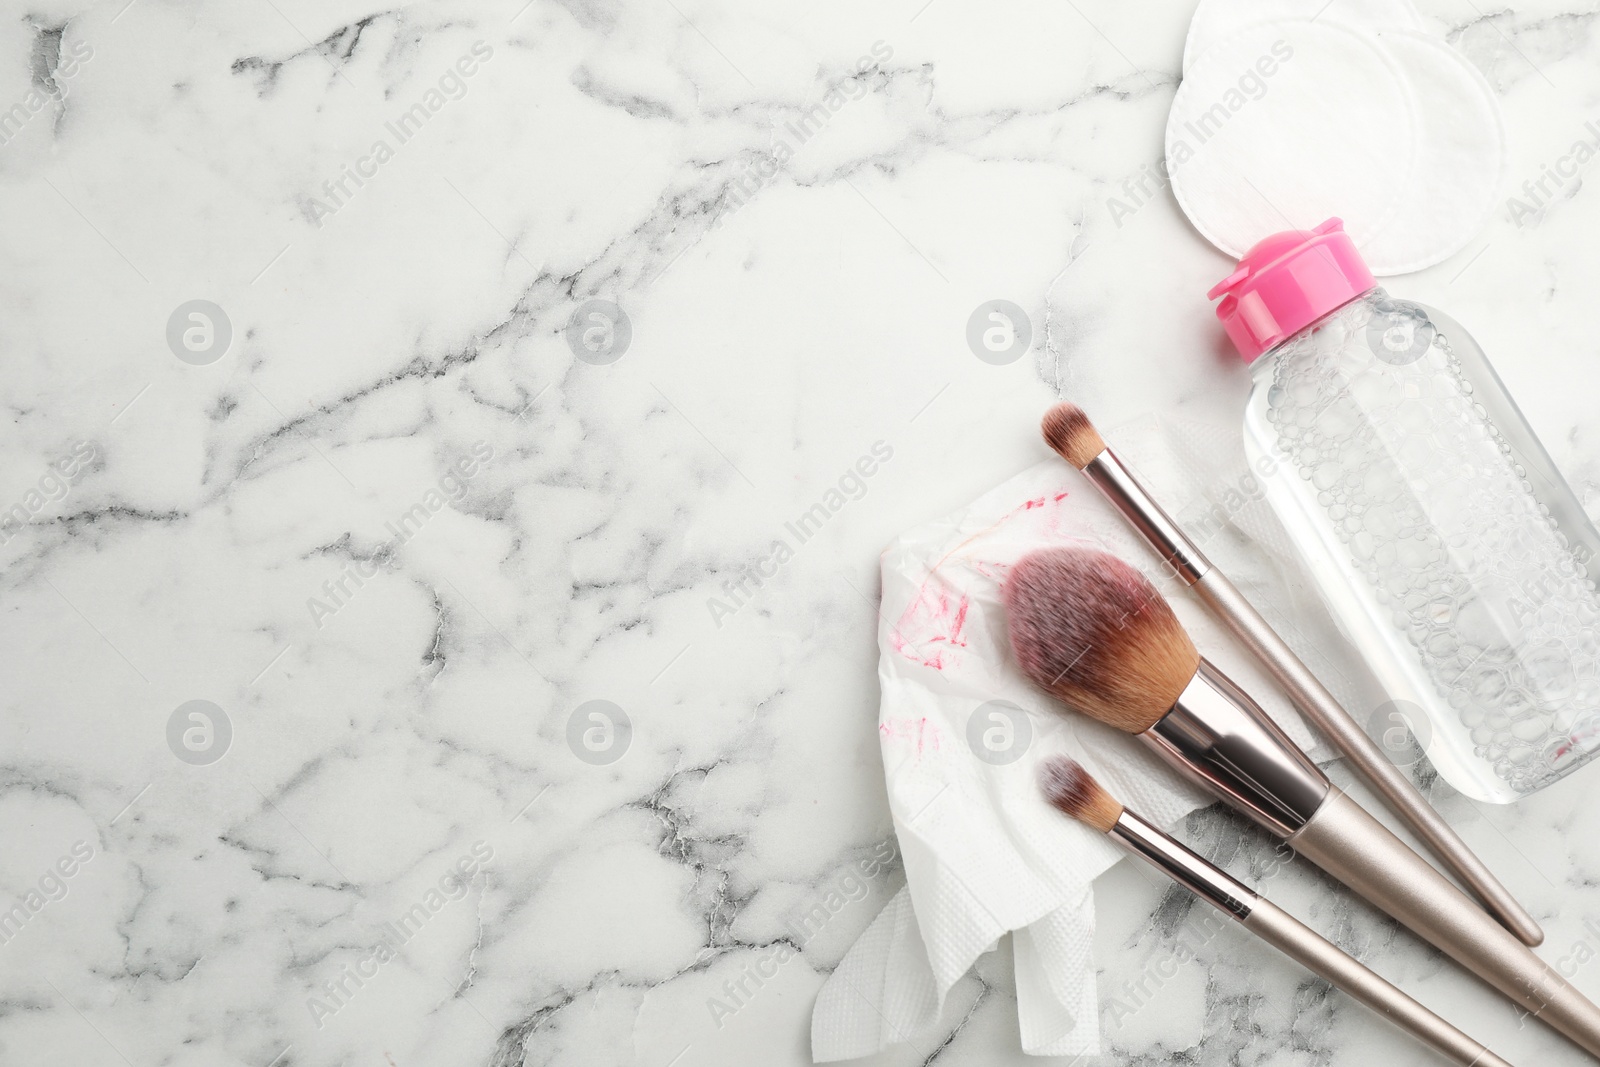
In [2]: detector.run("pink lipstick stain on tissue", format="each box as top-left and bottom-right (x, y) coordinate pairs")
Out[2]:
(878, 715), (943, 755)
(888, 490), (1072, 672)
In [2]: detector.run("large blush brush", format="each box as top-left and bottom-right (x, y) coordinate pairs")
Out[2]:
(1005, 546), (1600, 1058)
(1040, 757), (1515, 1067)
(1041, 400), (1543, 949)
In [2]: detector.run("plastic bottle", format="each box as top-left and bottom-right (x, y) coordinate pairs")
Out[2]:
(1210, 218), (1600, 802)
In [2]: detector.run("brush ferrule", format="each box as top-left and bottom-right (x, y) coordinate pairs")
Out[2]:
(1143, 660), (1331, 838)
(1082, 451), (1211, 585)
(1110, 809), (1256, 920)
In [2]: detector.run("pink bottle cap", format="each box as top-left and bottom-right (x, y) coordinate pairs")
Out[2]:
(1207, 218), (1377, 361)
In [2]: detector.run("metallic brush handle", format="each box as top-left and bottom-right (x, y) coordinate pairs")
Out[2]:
(1292, 790), (1600, 1058)
(1082, 448), (1544, 947)
(1193, 571), (1545, 947)
(1242, 900), (1514, 1067)
(1138, 667), (1596, 1058)
(1147, 662), (1331, 839)
(1111, 810), (1515, 1067)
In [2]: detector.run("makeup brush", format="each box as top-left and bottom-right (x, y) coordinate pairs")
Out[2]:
(1005, 546), (1600, 1058)
(1041, 400), (1544, 950)
(1039, 756), (1515, 1067)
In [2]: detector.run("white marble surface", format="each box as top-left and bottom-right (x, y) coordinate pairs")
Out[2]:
(8, 0), (1600, 1064)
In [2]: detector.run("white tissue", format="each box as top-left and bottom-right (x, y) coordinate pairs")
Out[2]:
(809, 887), (940, 1054)
(1168, 20), (1420, 257)
(810, 446), (1324, 1061)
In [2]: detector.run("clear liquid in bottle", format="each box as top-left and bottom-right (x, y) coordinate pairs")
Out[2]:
(1214, 221), (1600, 801)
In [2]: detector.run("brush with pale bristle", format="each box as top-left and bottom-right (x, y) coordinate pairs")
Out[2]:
(1034, 756), (1515, 1067)
(1037, 756), (1122, 834)
(1040, 402), (1106, 470)
(1037, 407), (1546, 948)
(1002, 546), (1199, 733)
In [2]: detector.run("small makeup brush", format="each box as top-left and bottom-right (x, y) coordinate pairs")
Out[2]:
(1041, 400), (1543, 950)
(1005, 546), (1600, 1059)
(1039, 757), (1515, 1067)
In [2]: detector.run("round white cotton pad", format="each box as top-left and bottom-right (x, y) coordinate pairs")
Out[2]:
(1166, 20), (1419, 258)
(1356, 30), (1506, 274)
(1183, 0), (1426, 73)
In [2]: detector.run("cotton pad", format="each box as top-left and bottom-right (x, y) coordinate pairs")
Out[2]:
(1355, 30), (1506, 273)
(1167, 20), (1419, 258)
(1182, 0), (1426, 73)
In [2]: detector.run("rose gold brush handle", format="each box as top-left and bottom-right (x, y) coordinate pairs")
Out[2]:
(1145, 666), (1593, 1058)
(1112, 810), (1518, 1067)
(1242, 901), (1515, 1067)
(1193, 572), (1545, 948)
(1081, 448), (1545, 947)
(1292, 789), (1600, 1058)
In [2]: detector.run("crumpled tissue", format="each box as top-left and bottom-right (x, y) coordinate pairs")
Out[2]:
(810, 415), (1367, 1059)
